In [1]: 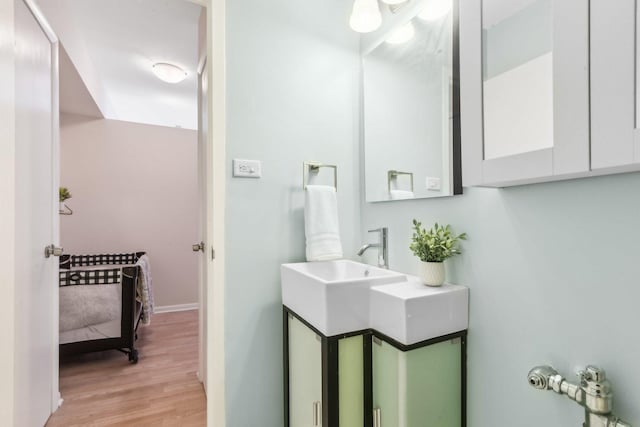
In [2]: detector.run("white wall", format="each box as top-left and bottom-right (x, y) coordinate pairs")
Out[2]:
(361, 173), (640, 425)
(60, 113), (199, 308)
(223, 0), (361, 424)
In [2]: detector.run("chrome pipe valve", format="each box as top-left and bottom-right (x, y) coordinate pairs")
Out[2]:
(527, 364), (631, 427)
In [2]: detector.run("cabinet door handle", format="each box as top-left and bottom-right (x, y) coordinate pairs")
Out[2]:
(313, 401), (322, 426)
(373, 407), (381, 427)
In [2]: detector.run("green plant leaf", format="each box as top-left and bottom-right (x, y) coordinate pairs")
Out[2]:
(409, 219), (467, 262)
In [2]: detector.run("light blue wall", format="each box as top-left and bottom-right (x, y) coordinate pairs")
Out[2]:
(361, 172), (640, 425)
(224, 0), (360, 425)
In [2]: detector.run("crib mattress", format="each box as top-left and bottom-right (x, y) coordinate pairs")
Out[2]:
(60, 318), (121, 344)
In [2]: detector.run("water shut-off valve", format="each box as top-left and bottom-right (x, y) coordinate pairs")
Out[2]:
(527, 365), (631, 427)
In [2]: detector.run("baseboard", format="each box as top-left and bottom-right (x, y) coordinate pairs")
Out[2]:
(154, 303), (199, 313)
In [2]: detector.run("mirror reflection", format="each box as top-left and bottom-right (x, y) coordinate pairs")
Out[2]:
(482, 0), (553, 160)
(363, 0), (460, 203)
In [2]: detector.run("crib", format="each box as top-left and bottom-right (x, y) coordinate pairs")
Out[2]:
(59, 252), (149, 363)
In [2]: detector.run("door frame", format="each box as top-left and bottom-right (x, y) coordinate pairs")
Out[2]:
(0, 0), (227, 425)
(0, 0), (17, 421)
(189, 1), (227, 425)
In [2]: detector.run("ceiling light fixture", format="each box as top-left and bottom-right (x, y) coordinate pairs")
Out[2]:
(385, 21), (415, 44)
(349, 0), (382, 33)
(380, 0), (407, 4)
(418, 0), (452, 21)
(152, 62), (187, 84)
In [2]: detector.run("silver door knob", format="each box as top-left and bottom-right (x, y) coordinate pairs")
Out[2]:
(192, 242), (204, 252)
(44, 244), (63, 258)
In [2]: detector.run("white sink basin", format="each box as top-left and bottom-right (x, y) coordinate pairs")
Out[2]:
(370, 276), (469, 345)
(281, 260), (406, 336)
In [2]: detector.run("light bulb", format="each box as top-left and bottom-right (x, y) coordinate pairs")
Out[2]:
(349, 0), (382, 33)
(380, 0), (407, 4)
(152, 63), (187, 84)
(386, 21), (415, 44)
(418, 0), (452, 21)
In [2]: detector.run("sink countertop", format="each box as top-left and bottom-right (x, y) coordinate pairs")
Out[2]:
(281, 261), (469, 345)
(371, 276), (468, 299)
(370, 276), (469, 346)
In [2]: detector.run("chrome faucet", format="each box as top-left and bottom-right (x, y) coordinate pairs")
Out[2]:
(357, 227), (388, 269)
(527, 365), (631, 427)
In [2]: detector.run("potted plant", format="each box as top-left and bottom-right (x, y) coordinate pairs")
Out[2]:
(409, 219), (466, 286)
(59, 187), (71, 211)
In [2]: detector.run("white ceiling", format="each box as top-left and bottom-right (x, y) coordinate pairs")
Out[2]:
(44, 0), (202, 129)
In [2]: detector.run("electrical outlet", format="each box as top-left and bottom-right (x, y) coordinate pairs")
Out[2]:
(426, 177), (441, 191)
(233, 159), (262, 178)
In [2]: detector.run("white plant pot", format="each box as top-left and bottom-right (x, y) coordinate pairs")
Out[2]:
(59, 201), (65, 211)
(419, 261), (445, 287)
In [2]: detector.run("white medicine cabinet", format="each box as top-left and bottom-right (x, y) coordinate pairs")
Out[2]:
(460, 0), (640, 187)
(590, 0), (640, 171)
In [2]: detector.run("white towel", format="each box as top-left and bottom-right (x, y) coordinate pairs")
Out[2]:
(136, 254), (154, 325)
(390, 190), (414, 200)
(305, 185), (343, 261)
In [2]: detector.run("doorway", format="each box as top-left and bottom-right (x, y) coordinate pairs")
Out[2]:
(50, 0), (205, 423)
(8, 0), (226, 425)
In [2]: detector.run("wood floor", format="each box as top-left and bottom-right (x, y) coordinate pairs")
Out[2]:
(47, 310), (206, 427)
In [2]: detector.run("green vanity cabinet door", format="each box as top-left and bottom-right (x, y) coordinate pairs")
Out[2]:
(288, 315), (322, 427)
(286, 310), (365, 427)
(372, 338), (401, 426)
(372, 337), (462, 427)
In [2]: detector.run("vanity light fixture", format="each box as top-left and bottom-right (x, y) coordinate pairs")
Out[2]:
(349, 0), (383, 33)
(386, 21), (415, 44)
(418, 0), (452, 21)
(152, 62), (187, 84)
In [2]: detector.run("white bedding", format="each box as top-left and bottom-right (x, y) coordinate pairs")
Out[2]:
(136, 255), (154, 324)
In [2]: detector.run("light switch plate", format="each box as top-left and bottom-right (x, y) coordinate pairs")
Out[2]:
(426, 177), (441, 191)
(233, 159), (262, 178)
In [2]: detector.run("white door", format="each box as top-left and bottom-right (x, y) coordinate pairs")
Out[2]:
(197, 59), (209, 391)
(14, 0), (59, 425)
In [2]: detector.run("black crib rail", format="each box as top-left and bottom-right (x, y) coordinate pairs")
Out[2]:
(59, 268), (121, 287)
(60, 251), (146, 269)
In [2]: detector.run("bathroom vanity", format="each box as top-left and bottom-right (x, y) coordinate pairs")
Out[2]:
(281, 260), (469, 427)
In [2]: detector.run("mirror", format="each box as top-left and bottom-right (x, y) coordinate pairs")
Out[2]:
(363, 0), (461, 203)
(482, 0), (553, 160)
